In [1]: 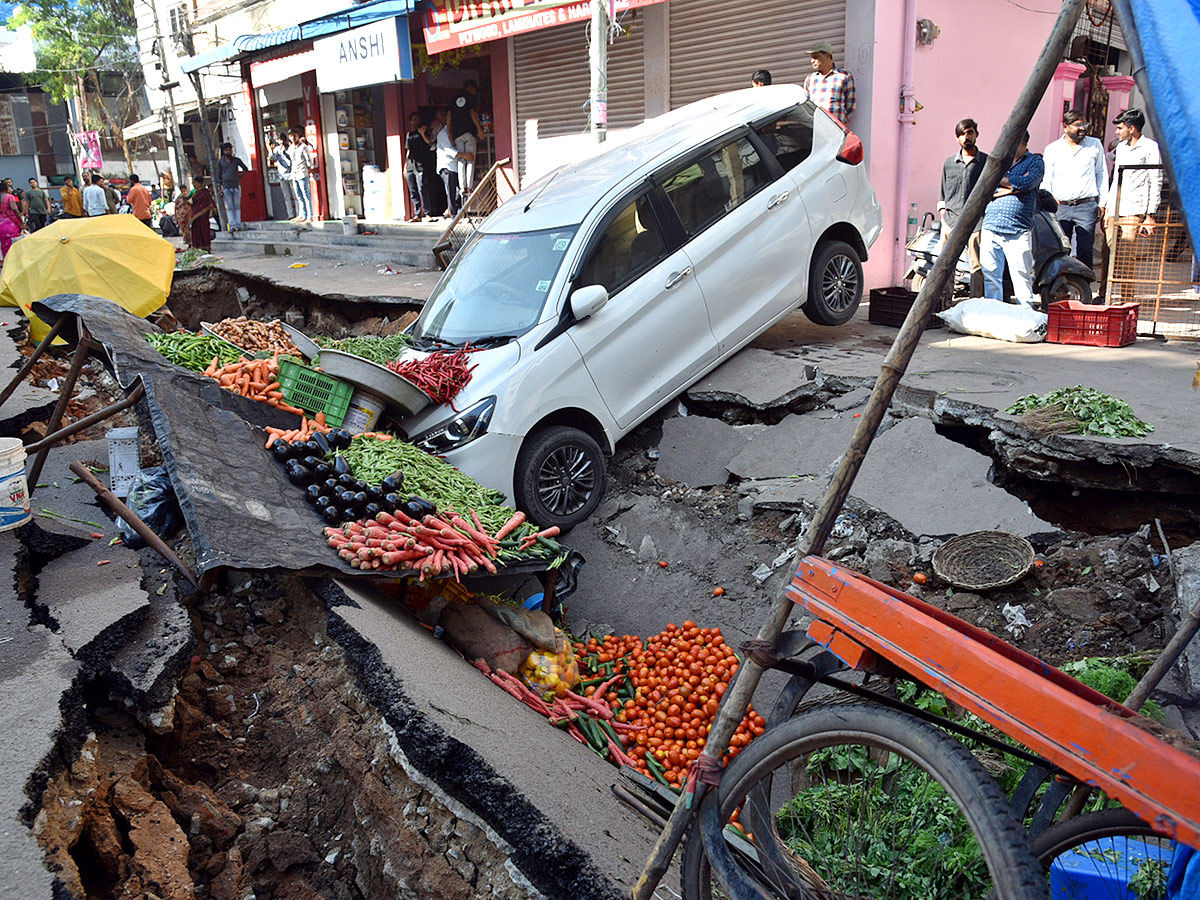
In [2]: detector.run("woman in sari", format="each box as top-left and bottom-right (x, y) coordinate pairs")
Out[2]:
(0, 181), (26, 259)
(188, 178), (215, 251)
(174, 189), (193, 247)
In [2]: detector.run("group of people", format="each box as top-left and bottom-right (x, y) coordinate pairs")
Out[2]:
(938, 106), (1161, 306)
(403, 80), (484, 221)
(266, 129), (318, 224)
(750, 39), (857, 125)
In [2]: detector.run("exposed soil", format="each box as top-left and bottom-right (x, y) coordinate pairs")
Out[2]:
(34, 571), (539, 900)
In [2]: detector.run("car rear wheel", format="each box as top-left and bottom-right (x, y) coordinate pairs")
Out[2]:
(514, 426), (607, 531)
(804, 240), (864, 326)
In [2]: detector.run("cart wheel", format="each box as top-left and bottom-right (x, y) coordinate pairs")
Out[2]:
(1031, 808), (1179, 900)
(682, 703), (1046, 900)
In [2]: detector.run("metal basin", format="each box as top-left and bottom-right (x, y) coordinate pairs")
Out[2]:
(317, 349), (432, 418)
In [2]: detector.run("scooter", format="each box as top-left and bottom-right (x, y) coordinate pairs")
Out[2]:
(906, 191), (1096, 310)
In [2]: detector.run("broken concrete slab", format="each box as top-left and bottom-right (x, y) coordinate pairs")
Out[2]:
(38, 541), (149, 656)
(0, 325), (57, 437)
(853, 417), (1052, 538)
(737, 476), (826, 512)
(26, 441), (120, 543)
(727, 412), (859, 481)
(687, 348), (821, 410)
(655, 416), (751, 487)
(830, 387), (871, 411)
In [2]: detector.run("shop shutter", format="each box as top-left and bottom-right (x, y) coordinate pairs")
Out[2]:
(513, 21), (645, 182)
(668, 0), (847, 108)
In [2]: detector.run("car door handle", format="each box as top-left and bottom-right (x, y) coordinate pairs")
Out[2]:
(665, 266), (693, 290)
(767, 190), (790, 210)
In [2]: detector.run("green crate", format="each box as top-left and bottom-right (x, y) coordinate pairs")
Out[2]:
(277, 359), (353, 427)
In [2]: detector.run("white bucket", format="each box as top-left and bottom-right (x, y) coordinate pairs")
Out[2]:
(342, 389), (385, 435)
(342, 214), (359, 236)
(0, 437), (31, 531)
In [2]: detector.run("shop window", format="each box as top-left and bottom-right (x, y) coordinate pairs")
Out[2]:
(660, 135), (770, 238)
(576, 193), (667, 296)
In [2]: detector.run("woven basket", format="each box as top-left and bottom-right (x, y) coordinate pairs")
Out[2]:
(931, 531), (1035, 591)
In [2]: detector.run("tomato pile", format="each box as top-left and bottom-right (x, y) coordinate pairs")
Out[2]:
(573, 621), (766, 790)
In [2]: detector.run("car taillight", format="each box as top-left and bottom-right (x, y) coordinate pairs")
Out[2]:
(836, 131), (864, 165)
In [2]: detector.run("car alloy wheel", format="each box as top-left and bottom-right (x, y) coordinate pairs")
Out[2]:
(804, 240), (864, 326)
(822, 253), (860, 313)
(515, 425), (607, 530)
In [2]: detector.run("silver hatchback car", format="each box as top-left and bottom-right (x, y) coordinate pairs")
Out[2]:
(405, 85), (883, 529)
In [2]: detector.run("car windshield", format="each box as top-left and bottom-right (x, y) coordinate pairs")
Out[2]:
(413, 226), (579, 347)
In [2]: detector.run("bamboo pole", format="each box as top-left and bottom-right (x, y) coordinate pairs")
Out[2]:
(630, 1), (1087, 896)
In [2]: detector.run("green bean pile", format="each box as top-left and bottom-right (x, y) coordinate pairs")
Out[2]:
(340, 436), (550, 559)
(146, 332), (244, 372)
(314, 334), (412, 366)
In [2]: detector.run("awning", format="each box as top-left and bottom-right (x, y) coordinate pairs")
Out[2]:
(233, 26), (301, 52)
(179, 41), (240, 74)
(121, 102), (200, 140)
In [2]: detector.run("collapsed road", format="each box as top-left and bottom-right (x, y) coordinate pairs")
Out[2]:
(3, 285), (1199, 900)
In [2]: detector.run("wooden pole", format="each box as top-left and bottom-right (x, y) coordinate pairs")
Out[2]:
(630, 1), (1087, 895)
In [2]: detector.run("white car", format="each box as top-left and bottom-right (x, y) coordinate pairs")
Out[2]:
(401, 85), (882, 529)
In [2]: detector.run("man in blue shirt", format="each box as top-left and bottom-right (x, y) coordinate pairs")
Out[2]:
(980, 130), (1044, 307)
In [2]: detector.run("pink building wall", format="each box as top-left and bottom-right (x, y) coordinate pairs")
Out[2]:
(863, 0), (1065, 289)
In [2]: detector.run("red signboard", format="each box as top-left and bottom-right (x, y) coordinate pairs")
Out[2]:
(423, 0), (668, 54)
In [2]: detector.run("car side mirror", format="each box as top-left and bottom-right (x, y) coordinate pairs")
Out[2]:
(569, 284), (609, 321)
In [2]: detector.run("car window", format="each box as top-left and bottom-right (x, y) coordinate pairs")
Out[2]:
(575, 193), (668, 296)
(754, 103), (815, 173)
(660, 134), (771, 237)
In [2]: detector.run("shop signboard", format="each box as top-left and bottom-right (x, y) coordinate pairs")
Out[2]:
(423, 0), (669, 53)
(314, 16), (413, 93)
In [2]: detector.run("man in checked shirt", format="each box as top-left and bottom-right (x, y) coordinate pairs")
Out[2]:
(803, 40), (856, 125)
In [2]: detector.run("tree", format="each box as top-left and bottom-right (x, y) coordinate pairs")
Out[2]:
(11, 0), (145, 172)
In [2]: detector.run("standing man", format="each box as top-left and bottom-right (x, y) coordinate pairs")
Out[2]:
(404, 112), (434, 221)
(82, 173), (109, 217)
(803, 40), (856, 124)
(750, 69), (772, 87)
(25, 177), (49, 231)
(980, 130), (1044, 307)
(1102, 108), (1161, 302)
(60, 176), (83, 219)
(434, 111), (463, 218)
(215, 142), (249, 231)
(1043, 110), (1107, 271)
(938, 118), (989, 297)
(126, 174), (152, 228)
(450, 79), (482, 202)
(267, 134), (296, 221)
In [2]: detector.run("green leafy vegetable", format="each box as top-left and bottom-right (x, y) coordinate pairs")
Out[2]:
(314, 334), (412, 366)
(1005, 386), (1153, 438)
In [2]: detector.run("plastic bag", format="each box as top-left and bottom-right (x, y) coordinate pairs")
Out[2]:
(937, 298), (1047, 343)
(520, 632), (580, 698)
(117, 467), (182, 550)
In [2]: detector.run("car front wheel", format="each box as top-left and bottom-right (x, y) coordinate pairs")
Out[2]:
(514, 425), (607, 531)
(804, 239), (864, 326)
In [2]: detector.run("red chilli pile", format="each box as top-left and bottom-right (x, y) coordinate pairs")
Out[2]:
(387, 345), (478, 406)
(573, 622), (766, 790)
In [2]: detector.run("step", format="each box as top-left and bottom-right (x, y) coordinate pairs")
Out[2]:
(211, 235), (437, 268)
(224, 230), (439, 253)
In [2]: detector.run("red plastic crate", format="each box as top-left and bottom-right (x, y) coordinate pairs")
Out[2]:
(1047, 301), (1139, 348)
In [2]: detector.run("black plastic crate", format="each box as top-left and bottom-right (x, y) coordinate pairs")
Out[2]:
(868, 287), (944, 329)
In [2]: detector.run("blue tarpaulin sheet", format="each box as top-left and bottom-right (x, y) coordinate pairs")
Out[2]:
(1126, 0), (1200, 247)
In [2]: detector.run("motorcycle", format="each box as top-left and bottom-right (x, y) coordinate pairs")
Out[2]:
(906, 190), (1096, 310)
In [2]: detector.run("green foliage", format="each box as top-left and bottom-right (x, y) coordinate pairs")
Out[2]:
(776, 741), (993, 898)
(1128, 858), (1168, 900)
(12, 0), (138, 101)
(1061, 656), (1166, 721)
(1005, 386), (1153, 438)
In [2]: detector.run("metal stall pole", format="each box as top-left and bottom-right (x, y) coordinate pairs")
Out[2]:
(630, 1), (1087, 896)
(27, 331), (101, 491)
(24, 383), (146, 454)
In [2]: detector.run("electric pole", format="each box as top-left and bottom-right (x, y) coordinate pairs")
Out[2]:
(143, 0), (188, 192)
(589, 0), (608, 142)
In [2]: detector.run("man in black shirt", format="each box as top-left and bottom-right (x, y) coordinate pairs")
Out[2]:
(450, 79), (483, 200)
(938, 117), (989, 297)
(404, 112), (434, 220)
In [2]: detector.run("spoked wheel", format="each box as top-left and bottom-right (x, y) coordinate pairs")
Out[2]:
(803, 240), (864, 326)
(514, 425), (607, 530)
(1032, 808), (1179, 900)
(682, 703), (1046, 900)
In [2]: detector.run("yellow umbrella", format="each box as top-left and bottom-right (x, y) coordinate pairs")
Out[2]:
(0, 214), (176, 342)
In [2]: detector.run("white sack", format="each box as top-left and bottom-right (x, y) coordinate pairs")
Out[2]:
(937, 298), (1047, 343)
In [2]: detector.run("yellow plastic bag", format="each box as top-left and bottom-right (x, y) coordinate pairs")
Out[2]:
(519, 632), (580, 698)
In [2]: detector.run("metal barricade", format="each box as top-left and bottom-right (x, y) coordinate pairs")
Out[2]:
(1103, 163), (1200, 339)
(432, 158), (517, 270)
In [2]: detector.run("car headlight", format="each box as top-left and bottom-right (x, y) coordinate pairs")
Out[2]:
(413, 396), (496, 454)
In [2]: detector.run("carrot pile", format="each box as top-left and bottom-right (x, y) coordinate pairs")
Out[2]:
(324, 508), (561, 579)
(263, 411), (331, 448)
(203, 354), (304, 414)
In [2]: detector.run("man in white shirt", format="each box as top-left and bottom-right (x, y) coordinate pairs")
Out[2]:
(1043, 110), (1107, 270)
(434, 110), (467, 218)
(82, 173), (109, 217)
(1101, 108), (1161, 301)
